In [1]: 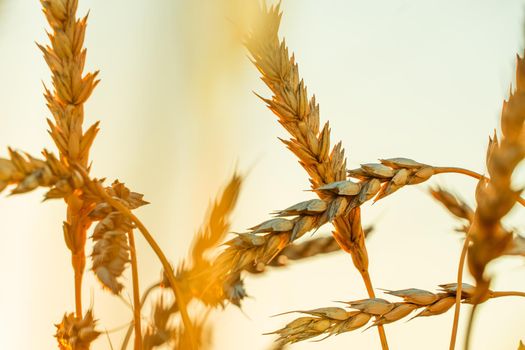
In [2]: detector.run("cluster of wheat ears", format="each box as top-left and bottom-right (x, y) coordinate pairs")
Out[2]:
(2, 1), (525, 349)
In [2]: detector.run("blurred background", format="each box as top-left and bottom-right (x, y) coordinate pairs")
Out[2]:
(0, 0), (524, 349)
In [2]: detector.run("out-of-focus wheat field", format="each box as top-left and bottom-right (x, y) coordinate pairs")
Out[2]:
(0, 0), (524, 349)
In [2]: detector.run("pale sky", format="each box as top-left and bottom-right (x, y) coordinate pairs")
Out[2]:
(0, 1), (524, 349)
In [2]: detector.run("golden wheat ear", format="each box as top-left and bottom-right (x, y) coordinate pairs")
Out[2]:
(269, 284), (525, 346)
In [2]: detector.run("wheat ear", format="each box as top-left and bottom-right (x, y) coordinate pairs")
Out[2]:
(39, 0), (101, 318)
(269, 283), (525, 345)
(245, 3), (389, 347)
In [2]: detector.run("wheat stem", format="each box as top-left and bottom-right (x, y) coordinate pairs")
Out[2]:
(490, 291), (525, 298)
(100, 189), (196, 349)
(449, 231), (472, 350)
(432, 167), (485, 179)
(121, 283), (161, 350)
(72, 252), (84, 317)
(433, 167), (525, 207)
(80, 170), (196, 349)
(464, 303), (479, 350)
(361, 270), (389, 350)
(127, 229), (142, 350)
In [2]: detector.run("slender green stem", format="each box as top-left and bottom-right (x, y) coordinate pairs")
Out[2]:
(449, 230), (472, 350)
(127, 229), (142, 350)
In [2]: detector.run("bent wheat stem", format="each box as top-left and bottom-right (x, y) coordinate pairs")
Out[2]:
(127, 229), (142, 350)
(425, 166), (525, 207)
(85, 173), (197, 349)
(432, 167), (486, 179)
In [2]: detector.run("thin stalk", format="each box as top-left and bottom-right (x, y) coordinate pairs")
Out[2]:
(85, 176), (197, 350)
(106, 197), (196, 349)
(433, 167), (525, 207)
(360, 270), (389, 350)
(72, 252), (84, 318)
(449, 231), (472, 350)
(491, 291), (525, 298)
(128, 229), (142, 350)
(121, 283), (161, 350)
(464, 303), (479, 350)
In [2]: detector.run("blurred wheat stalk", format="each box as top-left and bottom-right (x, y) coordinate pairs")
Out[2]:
(0, 1), (524, 350)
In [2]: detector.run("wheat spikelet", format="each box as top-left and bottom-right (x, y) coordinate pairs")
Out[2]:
(0, 148), (92, 198)
(85, 181), (148, 294)
(0, 149), (57, 193)
(90, 212), (132, 294)
(347, 158), (434, 202)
